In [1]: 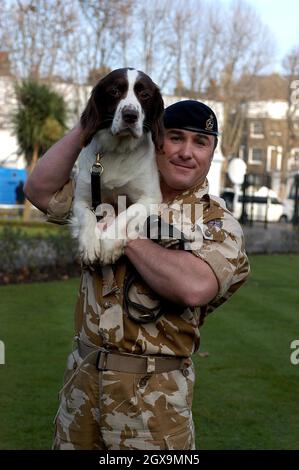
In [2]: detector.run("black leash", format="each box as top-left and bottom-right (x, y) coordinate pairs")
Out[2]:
(123, 218), (189, 324)
(145, 214), (188, 250)
(91, 152), (104, 220)
(124, 267), (165, 324)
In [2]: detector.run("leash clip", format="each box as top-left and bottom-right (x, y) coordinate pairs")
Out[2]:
(91, 152), (104, 217)
(90, 152), (104, 175)
(96, 349), (109, 371)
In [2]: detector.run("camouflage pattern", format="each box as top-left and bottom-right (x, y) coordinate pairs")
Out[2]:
(47, 179), (75, 225)
(48, 178), (250, 449)
(53, 348), (195, 450)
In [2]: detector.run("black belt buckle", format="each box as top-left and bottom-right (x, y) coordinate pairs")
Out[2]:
(96, 350), (109, 371)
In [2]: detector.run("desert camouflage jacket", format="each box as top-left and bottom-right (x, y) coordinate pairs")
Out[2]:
(47, 178), (250, 357)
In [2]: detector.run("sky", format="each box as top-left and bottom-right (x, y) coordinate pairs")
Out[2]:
(219, 0), (299, 71)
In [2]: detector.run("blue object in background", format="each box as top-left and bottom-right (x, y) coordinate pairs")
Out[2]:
(0, 167), (27, 204)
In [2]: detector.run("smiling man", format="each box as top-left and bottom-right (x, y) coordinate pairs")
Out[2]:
(25, 99), (250, 450)
(157, 100), (218, 200)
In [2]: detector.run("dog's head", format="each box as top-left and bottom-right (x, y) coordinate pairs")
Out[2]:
(80, 68), (164, 150)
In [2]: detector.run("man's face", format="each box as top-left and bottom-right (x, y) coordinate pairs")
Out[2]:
(156, 128), (215, 194)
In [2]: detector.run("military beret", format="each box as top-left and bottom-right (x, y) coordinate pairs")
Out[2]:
(163, 99), (219, 136)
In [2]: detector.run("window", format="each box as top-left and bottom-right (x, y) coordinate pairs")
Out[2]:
(270, 130), (282, 137)
(249, 148), (264, 164)
(288, 148), (299, 170)
(293, 149), (299, 161)
(267, 146), (282, 171)
(250, 121), (264, 137)
(293, 122), (299, 137)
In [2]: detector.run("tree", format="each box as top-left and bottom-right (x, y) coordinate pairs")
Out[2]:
(0, 0), (78, 82)
(280, 46), (299, 197)
(170, 3), (192, 97)
(136, 0), (175, 89)
(12, 79), (66, 220)
(78, 0), (134, 72)
(184, 2), (223, 97)
(216, 1), (275, 163)
(87, 66), (112, 86)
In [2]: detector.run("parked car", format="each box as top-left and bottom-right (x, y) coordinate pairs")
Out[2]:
(221, 186), (285, 223)
(280, 173), (299, 223)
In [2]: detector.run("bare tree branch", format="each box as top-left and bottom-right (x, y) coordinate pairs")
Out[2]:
(279, 45), (299, 196)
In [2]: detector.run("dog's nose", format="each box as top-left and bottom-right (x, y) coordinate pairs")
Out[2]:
(122, 107), (139, 124)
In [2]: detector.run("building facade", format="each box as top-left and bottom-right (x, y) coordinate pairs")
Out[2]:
(1, 69), (299, 201)
(0, 80), (225, 196)
(239, 100), (299, 198)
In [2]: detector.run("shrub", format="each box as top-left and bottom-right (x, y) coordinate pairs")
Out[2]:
(0, 226), (80, 284)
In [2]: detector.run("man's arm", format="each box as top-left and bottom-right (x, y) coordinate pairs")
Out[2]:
(24, 124), (82, 213)
(124, 238), (219, 307)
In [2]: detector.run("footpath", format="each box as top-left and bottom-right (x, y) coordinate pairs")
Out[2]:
(243, 223), (299, 254)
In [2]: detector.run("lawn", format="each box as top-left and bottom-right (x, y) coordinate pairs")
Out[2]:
(0, 220), (66, 237)
(0, 254), (298, 450)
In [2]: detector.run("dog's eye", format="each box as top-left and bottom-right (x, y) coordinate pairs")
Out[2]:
(139, 90), (151, 100)
(109, 87), (121, 98)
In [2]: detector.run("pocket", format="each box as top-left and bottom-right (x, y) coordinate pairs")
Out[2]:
(58, 349), (81, 400)
(101, 370), (138, 404)
(167, 366), (195, 411)
(164, 423), (195, 450)
(182, 364), (195, 408)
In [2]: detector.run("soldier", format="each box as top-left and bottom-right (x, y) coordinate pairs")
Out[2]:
(25, 100), (250, 450)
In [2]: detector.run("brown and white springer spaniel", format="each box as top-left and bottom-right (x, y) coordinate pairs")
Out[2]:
(72, 68), (164, 265)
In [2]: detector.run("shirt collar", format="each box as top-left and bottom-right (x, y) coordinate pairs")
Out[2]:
(168, 178), (209, 205)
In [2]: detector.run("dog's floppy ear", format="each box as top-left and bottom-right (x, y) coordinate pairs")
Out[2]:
(80, 81), (105, 147)
(151, 87), (165, 152)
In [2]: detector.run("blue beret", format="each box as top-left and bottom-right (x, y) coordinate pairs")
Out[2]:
(163, 100), (219, 136)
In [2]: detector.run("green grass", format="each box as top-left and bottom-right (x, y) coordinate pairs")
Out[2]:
(0, 220), (66, 237)
(0, 279), (78, 450)
(193, 254), (299, 450)
(0, 255), (298, 449)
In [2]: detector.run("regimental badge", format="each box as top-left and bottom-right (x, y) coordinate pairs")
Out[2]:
(205, 114), (214, 131)
(207, 219), (223, 229)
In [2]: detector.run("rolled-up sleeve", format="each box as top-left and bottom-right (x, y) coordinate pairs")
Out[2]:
(46, 179), (75, 224)
(192, 206), (250, 306)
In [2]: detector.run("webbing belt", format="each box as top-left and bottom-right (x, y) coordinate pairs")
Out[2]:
(76, 338), (191, 374)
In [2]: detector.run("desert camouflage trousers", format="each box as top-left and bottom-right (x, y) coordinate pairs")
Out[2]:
(53, 348), (196, 450)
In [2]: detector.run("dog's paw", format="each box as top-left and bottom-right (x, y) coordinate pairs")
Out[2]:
(77, 211), (101, 264)
(79, 231), (101, 264)
(99, 239), (125, 266)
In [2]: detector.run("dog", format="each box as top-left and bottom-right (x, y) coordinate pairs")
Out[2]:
(71, 68), (164, 265)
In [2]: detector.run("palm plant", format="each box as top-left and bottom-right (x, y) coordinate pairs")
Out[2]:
(12, 79), (67, 220)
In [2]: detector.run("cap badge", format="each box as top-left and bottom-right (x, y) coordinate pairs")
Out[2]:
(205, 114), (214, 131)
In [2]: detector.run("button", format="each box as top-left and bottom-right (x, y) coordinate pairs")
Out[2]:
(182, 368), (189, 377)
(204, 229), (212, 237)
(139, 376), (149, 388)
(99, 329), (108, 340)
(103, 301), (112, 309)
